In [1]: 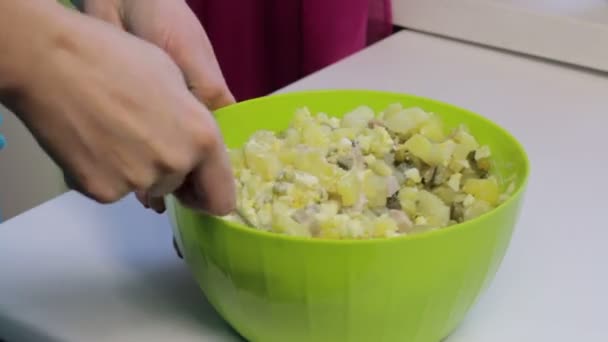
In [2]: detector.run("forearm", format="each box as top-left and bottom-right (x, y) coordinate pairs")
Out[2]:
(0, 1), (73, 104)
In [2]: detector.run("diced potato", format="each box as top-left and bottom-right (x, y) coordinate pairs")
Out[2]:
(432, 185), (458, 204)
(464, 200), (492, 220)
(318, 165), (345, 193)
(294, 148), (325, 173)
(257, 203), (273, 228)
(383, 103), (403, 117)
(447, 173), (462, 191)
(293, 171), (319, 188)
(272, 202), (310, 237)
(316, 201), (340, 220)
(315, 112), (329, 123)
(362, 170), (388, 208)
(284, 128), (300, 146)
(453, 126), (479, 148)
(398, 187), (419, 217)
(278, 145), (298, 165)
(452, 128), (479, 161)
(448, 159), (469, 172)
(463, 194), (476, 207)
(369, 160), (392, 177)
(356, 134), (373, 154)
(369, 126), (394, 157)
(363, 154), (376, 165)
(292, 107), (313, 129)
(383, 107), (430, 134)
(249, 130), (278, 147)
(244, 143), (282, 181)
(416, 190), (450, 227)
(337, 171), (361, 206)
(319, 214), (349, 239)
(372, 215), (399, 237)
(336, 137), (353, 153)
(404, 134), (433, 164)
(462, 177), (500, 205)
(302, 121), (331, 149)
(342, 106), (375, 128)
(419, 115), (445, 141)
(475, 145), (491, 160)
(331, 127), (360, 141)
(344, 217), (366, 238)
(404, 168), (422, 184)
(404, 135), (455, 167)
(428, 140), (456, 166)
(415, 216), (428, 226)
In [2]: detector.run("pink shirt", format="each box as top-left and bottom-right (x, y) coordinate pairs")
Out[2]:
(187, 0), (392, 101)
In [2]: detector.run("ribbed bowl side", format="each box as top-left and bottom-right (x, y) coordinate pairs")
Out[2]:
(170, 186), (524, 342)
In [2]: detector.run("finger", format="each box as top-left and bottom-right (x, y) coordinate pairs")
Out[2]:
(135, 190), (166, 213)
(144, 169), (189, 213)
(135, 190), (149, 208)
(148, 196), (166, 213)
(147, 172), (186, 198)
(65, 168), (129, 204)
(162, 5), (235, 110)
(193, 142), (236, 215)
(173, 174), (200, 209)
(119, 0), (234, 108)
(174, 168), (232, 214)
(82, 0), (124, 28)
(63, 172), (79, 192)
(175, 117), (235, 215)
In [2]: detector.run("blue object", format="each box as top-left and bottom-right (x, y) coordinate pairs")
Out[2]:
(0, 113), (3, 221)
(0, 112), (4, 150)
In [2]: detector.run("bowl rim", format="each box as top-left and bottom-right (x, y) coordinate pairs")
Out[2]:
(185, 89), (531, 245)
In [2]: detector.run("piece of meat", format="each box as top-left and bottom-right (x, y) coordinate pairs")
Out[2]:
(368, 119), (386, 128)
(389, 209), (413, 233)
(386, 175), (400, 197)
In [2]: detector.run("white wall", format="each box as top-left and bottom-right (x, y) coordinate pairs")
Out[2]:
(0, 105), (66, 220)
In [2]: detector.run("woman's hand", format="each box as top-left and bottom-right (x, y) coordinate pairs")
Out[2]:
(2, 2), (235, 215)
(82, 0), (235, 212)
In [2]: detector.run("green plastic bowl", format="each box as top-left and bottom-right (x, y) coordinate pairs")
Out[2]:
(167, 90), (529, 342)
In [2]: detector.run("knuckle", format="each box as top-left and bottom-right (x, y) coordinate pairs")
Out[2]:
(202, 85), (233, 110)
(93, 191), (122, 204)
(156, 151), (192, 174)
(83, 179), (124, 204)
(206, 198), (235, 216)
(191, 123), (221, 152)
(205, 186), (236, 216)
(124, 171), (156, 191)
(74, 167), (127, 204)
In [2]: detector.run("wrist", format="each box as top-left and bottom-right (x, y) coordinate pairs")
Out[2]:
(0, 1), (78, 110)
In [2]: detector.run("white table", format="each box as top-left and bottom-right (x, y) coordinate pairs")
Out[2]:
(2, 31), (608, 341)
(393, 0), (608, 72)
